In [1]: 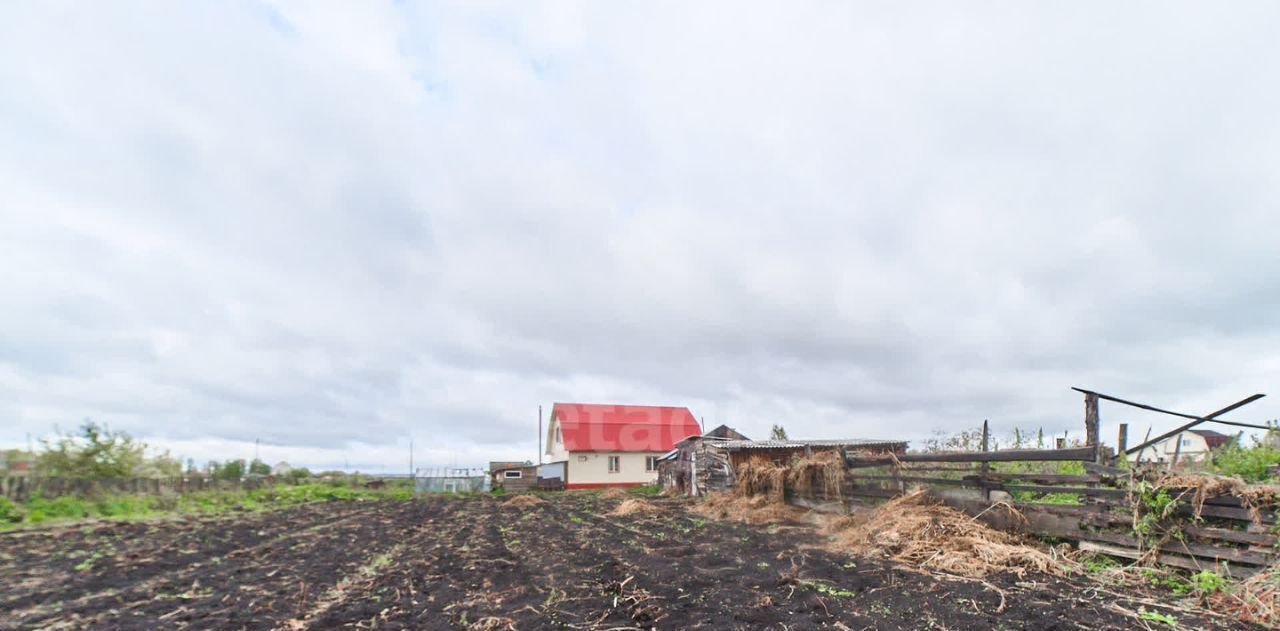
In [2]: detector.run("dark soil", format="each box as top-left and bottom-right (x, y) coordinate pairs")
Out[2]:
(0, 494), (1258, 630)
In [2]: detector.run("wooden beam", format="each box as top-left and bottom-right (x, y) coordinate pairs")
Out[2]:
(896, 446), (1095, 463)
(1122, 394), (1266, 456)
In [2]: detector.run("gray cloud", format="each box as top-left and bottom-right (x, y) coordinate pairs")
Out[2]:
(2, 2), (1279, 469)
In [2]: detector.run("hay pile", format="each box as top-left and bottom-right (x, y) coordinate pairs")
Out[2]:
(600, 488), (630, 500)
(785, 451), (845, 500)
(692, 492), (800, 525)
(734, 456), (787, 502)
(503, 494), (545, 508)
(825, 490), (1069, 578)
(1211, 562), (1280, 627)
(609, 498), (660, 516)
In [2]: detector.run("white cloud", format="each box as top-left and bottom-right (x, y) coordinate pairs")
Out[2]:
(1, 2), (1279, 469)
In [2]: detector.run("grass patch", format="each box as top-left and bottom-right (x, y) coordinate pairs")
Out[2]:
(0, 483), (413, 530)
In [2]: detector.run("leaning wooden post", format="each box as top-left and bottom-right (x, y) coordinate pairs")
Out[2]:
(980, 419), (991, 502)
(1084, 392), (1101, 463)
(1117, 424), (1128, 456)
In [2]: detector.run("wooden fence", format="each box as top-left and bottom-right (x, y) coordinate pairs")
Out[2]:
(782, 390), (1279, 578)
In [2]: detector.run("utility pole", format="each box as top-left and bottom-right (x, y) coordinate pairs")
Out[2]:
(409, 437), (414, 478)
(254, 438), (260, 463)
(538, 405), (543, 465)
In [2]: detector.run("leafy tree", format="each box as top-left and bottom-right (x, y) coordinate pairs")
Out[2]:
(213, 459), (246, 481)
(286, 467), (312, 482)
(37, 421), (146, 478)
(770, 424), (789, 441)
(139, 450), (183, 477)
(248, 459), (271, 476)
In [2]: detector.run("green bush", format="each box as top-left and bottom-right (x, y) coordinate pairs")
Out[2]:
(0, 497), (23, 523)
(26, 496), (89, 523)
(1207, 441), (1280, 482)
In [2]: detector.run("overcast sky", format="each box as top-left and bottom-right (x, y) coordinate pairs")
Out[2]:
(3, 2), (1280, 471)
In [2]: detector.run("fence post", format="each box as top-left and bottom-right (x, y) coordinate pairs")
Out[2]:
(1084, 392), (1101, 463)
(1118, 424), (1128, 455)
(980, 420), (990, 502)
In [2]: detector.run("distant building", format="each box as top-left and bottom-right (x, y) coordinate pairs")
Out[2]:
(490, 463), (538, 490)
(544, 403), (703, 489)
(271, 462), (294, 476)
(1133, 429), (1236, 463)
(656, 424), (750, 497)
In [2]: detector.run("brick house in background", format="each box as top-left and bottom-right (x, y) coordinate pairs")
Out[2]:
(544, 403), (703, 489)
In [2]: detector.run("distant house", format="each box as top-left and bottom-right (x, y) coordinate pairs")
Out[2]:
(489, 461), (537, 490)
(544, 403), (703, 489)
(271, 462), (294, 476)
(1133, 429), (1236, 463)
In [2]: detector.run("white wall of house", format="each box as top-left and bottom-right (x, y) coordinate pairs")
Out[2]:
(544, 413), (663, 486)
(565, 451), (660, 486)
(1135, 432), (1212, 463)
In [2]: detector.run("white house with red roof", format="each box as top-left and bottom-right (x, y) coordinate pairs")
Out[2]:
(544, 403), (703, 489)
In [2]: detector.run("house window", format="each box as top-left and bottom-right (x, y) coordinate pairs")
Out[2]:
(1181, 438), (1192, 447)
(503, 470), (522, 479)
(645, 456), (658, 472)
(608, 456), (620, 473)
(555, 427), (562, 444)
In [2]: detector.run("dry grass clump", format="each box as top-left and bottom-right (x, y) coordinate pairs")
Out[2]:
(735, 456), (787, 502)
(503, 494), (545, 508)
(786, 451), (845, 499)
(609, 498), (660, 516)
(600, 488), (630, 500)
(692, 492), (801, 525)
(1154, 473), (1280, 522)
(1210, 563), (1280, 627)
(825, 490), (1069, 578)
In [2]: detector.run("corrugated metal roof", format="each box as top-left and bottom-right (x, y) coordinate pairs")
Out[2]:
(718, 439), (906, 450)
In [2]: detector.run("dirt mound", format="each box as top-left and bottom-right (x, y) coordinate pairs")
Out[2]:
(609, 498), (660, 516)
(692, 492), (801, 525)
(600, 488), (630, 500)
(824, 490), (1069, 578)
(503, 495), (545, 508)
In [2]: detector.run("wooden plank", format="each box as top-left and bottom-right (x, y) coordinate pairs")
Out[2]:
(1083, 462), (1126, 476)
(1000, 484), (1128, 498)
(1183, 525), (1278, 547)
(1079, 541), (1260, 579)
(967, 473), (1103, 484)
(898, 447), (1096, 463)
(1086, 531), (1272, 566)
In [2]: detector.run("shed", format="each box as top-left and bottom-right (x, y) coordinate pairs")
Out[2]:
(657, 425), (750, 497)
(491, 463), (538, 490)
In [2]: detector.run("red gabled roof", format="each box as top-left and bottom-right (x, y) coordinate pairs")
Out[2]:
(552, 403), (702, 453)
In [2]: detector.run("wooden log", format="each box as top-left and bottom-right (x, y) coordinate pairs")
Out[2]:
(1084, 392), (1101, 463)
